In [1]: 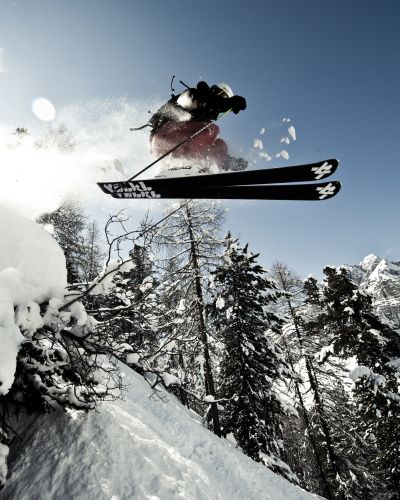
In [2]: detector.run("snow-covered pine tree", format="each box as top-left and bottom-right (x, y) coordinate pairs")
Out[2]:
(82, 221), (105, 282)
(299, 271), (383, 500)
(318, 266), (400, 498)
(126, 244), (159, 351)
(89, 242), (160, 361)
(270, 262), (334, 497)
(210, 234), (295, 481)
(302, 275), (321, 306)
(155, 201), (225, 436)
(37, 202), (103, 284)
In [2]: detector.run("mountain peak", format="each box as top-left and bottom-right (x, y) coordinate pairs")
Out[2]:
(348, 254), (400, 332)
(360, 254), (381, 273)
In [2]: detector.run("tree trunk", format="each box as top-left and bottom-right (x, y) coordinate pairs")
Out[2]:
(186, 206), (221, 437)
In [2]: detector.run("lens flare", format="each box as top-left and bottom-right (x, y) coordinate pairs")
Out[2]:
(32, 97), (56, 121)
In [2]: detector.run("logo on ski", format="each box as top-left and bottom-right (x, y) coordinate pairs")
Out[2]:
(316, 182), (337, 199)
(311, 162), (333, 180)
(103, 181), (161, 199)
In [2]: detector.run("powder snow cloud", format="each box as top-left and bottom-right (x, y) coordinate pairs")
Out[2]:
(0, 97), (161, 219)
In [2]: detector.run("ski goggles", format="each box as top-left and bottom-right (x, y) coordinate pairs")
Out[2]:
(210, 85), (230, 99)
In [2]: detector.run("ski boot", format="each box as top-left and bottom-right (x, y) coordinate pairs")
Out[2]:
(221, 155), (248, 172)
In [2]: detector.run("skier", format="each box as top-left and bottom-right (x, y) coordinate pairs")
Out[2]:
(149, 81), (247, 171)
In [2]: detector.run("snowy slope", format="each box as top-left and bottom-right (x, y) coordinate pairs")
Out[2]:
(345, 254), (400, 331)
(1, 367), (318, 500)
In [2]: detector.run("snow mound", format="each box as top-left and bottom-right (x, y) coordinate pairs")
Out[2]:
(0, 205), (67, 396)
(0, 205), (67, 304)
(2, 368), (317, 500)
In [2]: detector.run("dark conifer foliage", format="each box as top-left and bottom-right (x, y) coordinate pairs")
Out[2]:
(210, 234), (295, 480)
(319, 266), (400, 498)
(302, 275), (321, 305)
(299, 270), (388, 499)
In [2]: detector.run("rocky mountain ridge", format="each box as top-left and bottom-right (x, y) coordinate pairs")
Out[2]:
(344, 253), (400, 332)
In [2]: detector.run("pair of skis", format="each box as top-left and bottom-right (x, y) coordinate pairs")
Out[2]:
(97, 159), (341, 201)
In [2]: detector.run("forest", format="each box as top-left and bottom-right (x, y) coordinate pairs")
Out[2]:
(1, 165), (399, 499)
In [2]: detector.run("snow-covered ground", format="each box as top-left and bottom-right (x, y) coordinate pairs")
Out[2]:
(1, 366), (318, 500)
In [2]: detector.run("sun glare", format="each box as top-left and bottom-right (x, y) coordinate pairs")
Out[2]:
(31, 97), (57, 121)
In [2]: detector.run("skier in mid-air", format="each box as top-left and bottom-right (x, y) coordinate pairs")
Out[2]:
(99, 81), (341, 201)
(149, 81), (247, 171)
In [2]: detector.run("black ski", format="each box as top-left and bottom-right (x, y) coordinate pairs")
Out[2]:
(98, 181), (341, 201)
(99, 159), (339, 193)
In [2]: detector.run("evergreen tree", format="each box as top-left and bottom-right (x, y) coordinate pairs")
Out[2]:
(300, 271), (385, 500)
(14, 127), (29, 135)
(210, 234), (295, 480)
(37, 202), (103, 284)
(90, 243), (160, 358)
(319, 266), (400, 498)
(270, 262), (335, 497)
(82, 221), (105, 282)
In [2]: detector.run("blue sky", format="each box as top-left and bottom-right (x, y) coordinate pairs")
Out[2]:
(1, 0), (399, 276)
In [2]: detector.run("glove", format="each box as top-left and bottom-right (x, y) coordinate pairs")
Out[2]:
(229, 95), (247, 114)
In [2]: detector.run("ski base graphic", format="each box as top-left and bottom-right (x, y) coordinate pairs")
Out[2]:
(98, 180), (341, 201)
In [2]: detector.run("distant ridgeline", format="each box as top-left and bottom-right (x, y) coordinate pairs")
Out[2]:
(344, 254), (400, 332)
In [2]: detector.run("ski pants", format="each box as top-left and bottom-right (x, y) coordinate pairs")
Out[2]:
(151, 121), (229, 166)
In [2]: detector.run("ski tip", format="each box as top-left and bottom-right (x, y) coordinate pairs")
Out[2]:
(316, 180), (341, 200)
(330, 158), (339, 171)
(310, 159), (339, 181)
(97, 182), (112, 194)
